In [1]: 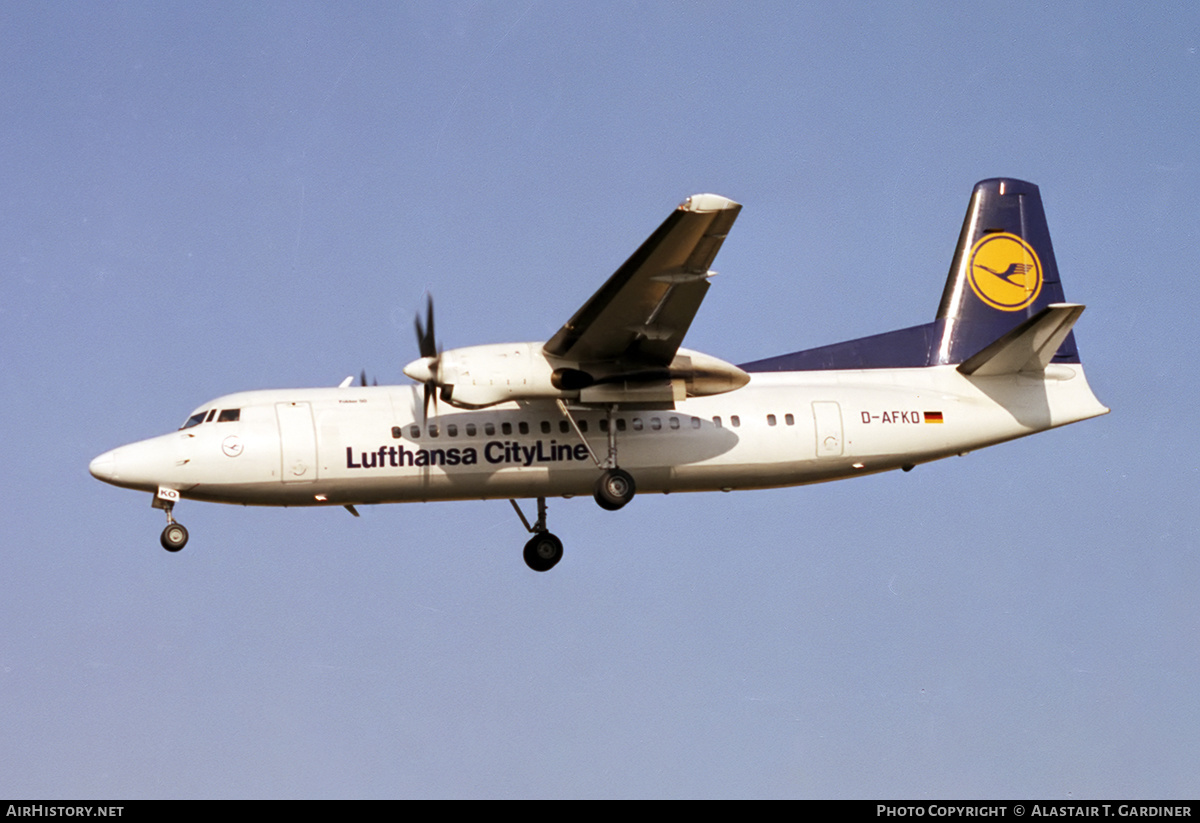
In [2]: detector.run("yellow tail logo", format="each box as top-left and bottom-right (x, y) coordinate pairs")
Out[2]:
(967, 233), (1043, 311)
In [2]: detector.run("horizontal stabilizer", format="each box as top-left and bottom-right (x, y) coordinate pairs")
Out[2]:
(957, 304), (1085, 376)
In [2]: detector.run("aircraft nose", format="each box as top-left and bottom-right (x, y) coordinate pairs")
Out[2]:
(89, 449), (118, 483)
(88, 433), (181, 490)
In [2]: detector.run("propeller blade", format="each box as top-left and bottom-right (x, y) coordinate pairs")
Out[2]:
(411, 293), (442, 419)
(423, 382), (438, 421)
(425, 295), (436, 358)
(415, 294), (437, 359)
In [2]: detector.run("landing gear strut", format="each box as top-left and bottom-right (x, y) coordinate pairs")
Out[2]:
(510, 497), (563, 572)
(153, 491), (188, 552)
(555, 401), (638, 512)
(509, 405), (642, 570)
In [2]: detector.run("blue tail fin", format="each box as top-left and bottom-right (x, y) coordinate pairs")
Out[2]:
(740, 178), (1081, 374)
(933, 178), (1078, 365)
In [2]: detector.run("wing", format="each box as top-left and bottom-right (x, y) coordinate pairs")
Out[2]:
(543, 193), (742, 367)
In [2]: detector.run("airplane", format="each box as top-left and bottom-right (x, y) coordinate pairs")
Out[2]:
(89, 178), (1108, 571)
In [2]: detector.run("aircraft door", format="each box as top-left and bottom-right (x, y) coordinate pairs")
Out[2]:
(812, 401), (844, 457)
(276, 401), (318, 482)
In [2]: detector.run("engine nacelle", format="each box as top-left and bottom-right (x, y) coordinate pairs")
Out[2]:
(430, 342), (558, 408)
(406, 342), (749, 409)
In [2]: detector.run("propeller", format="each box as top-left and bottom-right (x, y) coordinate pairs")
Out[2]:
(415, 293), (436, 359)
(359, 369), (377, 387)
(404, 294), (443, 419)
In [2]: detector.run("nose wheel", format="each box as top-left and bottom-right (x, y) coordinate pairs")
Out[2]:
(161, 521), (189, 552)
(153, 492), (189, 552)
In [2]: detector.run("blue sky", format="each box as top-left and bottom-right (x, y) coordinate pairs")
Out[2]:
(3, 1), (1198, 798)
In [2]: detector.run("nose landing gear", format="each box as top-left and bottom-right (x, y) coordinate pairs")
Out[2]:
(161, 520), (188, 552)
(153, 488), (188, 552)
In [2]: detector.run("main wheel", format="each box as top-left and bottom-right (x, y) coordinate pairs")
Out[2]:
(594, 468), (636, 511)
(523, 532), (563, 572)
(161, 522), (189, 552)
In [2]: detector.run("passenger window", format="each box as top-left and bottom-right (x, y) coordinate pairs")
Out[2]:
(731, 415), (741, 427)
(650, 417), (661, 431)
(767, 414), (777, 426)
(632, 418), (643, 431)
(785, 413), (795, 426)
(447, 424), (458, 437)
(669, 417), (680, 430)
(392, 426), (402, 439)
(691, 417), (701, 429)
(217, 409), (240, 422)
(599, 419), (609, 433)
(409, 425), (421, 439)
(502, 422), (512, 435)
(518, 422), (529, 435)
(616, 419), (626, 432)
(713, 416), (722, 428)
(559, 420), (570, 434)
(485, 423), (496, 436)
(466, 423), (477, 437)
(428, 425), (439, 438)
(541, 421), (551, 434)
(578, 419), (588, 433)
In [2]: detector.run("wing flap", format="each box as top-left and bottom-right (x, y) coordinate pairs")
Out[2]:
(543, 194), (741, 367)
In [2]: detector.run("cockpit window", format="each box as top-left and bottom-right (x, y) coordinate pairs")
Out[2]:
(217, 408), (240, 422)
(205, 409), (217, 423)
(181, 411), (208, 429)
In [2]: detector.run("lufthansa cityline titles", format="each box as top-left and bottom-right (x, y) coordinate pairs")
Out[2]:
(345, 439), (593, 470)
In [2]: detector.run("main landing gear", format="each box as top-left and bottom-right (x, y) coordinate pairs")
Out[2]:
(510, 468), (632, 572)
(524, 532), (564, 573)
(555, 400), (637, 512)
(508, 404), (639, 572)
(511, 498), (563, 572)
(594, 467), (636, 511)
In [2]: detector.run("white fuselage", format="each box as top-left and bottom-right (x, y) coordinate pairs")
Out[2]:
(89, 365), (1108, 508)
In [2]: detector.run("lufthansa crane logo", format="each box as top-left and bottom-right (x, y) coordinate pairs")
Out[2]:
(967, 232), (1043, 311)
(221, 435), (244, 458)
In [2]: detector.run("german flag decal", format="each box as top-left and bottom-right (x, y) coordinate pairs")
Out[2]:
(923, 411), (944, 424)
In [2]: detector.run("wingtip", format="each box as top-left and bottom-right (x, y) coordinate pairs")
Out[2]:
(680, 193), (740, 213)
